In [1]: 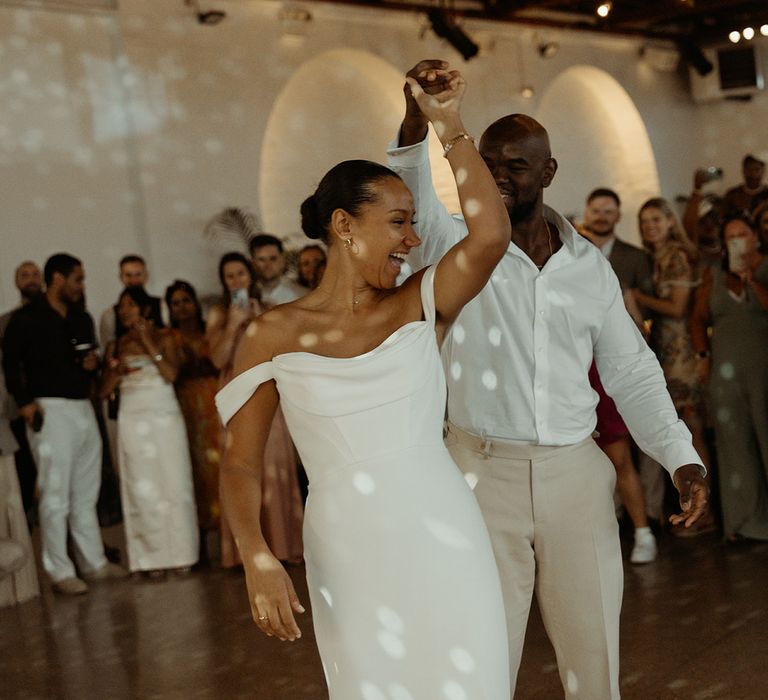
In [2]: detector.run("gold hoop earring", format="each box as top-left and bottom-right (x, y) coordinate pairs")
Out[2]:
(343, 237), (359, 254)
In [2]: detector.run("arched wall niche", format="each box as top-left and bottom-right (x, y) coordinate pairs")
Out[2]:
(259, 49), (459, 246)
(535, 65), (660, 245)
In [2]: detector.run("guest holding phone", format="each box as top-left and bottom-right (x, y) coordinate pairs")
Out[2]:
(691, 214), (768, 541)
(206, 254), (303, 568)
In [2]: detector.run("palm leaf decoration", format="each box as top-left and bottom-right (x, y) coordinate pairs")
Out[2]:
(203, 207), (261, 250)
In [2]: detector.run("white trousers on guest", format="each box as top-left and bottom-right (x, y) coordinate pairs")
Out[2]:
(27, 398), (106, 582)
(446, 424), (623, 700)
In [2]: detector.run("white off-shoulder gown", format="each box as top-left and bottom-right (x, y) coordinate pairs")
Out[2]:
(217, 266), (509, 699)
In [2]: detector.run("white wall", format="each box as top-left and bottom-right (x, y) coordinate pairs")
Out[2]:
(1, 0), (766, 321)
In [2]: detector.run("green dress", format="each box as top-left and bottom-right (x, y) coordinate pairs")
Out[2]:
(709, 260), (768, 539)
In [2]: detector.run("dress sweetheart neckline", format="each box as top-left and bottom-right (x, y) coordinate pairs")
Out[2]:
(271, 320), (428, 364)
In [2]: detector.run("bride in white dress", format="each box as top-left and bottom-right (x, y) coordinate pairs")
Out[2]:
(217, 69), (511, 698)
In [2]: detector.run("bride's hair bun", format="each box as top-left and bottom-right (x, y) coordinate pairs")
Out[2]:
(301, 160), (401, 246)
(300, 195), (325, 241)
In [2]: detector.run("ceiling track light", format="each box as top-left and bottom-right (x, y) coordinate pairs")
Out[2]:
(427, 8), (479, 61)
(728, 30), (741, 44)
(185, 0), (226, 25)
(742, 27), (755, 41)
(761, 25), (768, 37)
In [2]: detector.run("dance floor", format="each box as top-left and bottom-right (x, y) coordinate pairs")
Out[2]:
(1, 528), (766, 699)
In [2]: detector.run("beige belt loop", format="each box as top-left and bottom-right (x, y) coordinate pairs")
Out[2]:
(480, 430), (492, 459)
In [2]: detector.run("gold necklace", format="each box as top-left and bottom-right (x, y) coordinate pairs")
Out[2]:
(536, 220), (554, 269)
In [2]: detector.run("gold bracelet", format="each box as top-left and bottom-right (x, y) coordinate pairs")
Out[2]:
(442, 132), (474, 158)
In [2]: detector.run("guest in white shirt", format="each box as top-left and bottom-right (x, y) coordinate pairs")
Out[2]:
(388, 59), (708, 700)
(248, 234), (305, 309)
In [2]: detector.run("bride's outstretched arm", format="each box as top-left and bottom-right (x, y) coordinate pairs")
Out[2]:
(219, 319), (304, 642)
(407, 69), (510, 325)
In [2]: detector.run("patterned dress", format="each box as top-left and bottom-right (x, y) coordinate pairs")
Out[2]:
(173, 330), (221, 531)
(648, 243), (703, 412)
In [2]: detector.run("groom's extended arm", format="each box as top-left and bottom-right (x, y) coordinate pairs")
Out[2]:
(387, 60), (468, 270)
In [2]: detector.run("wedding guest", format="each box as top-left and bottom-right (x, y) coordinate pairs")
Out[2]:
(166, 280), (221, 564)
(632, 198), (714, 534)
(0, 261), (43, 525)
(297, 244), (327, 290)
(723, 154), (768, 216)
(206, 254), (303, 566)
(249, 235), (305, 308)
(99, 255), (164, 347)
(579, 188), (657, 563)
(3, 253), (126, 594)
(691, 215), (768, 541)
(100, 287), (198, 578)
(753, 199), (768, 252)
(0, 344), (39, 606)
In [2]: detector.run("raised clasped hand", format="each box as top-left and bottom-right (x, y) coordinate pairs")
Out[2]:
(405, 68), (466, 137)
(242, 547), (305, 642)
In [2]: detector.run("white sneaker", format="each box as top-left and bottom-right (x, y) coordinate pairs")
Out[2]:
(52, 577), (89, 595)
(630, 531), (658, 564)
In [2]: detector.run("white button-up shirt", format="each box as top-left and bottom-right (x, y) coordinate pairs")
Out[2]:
(388, 136), (702, 477)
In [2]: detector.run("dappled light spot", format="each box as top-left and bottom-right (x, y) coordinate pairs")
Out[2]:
(353, 472), (376, 495)
(252, 552), (279, 571)
(324, 329), (344, 343)
(455, 250), (469, 272)
(716, 407), (731, 424)
(432, 119), (446, 138)
(487, 326), (502, 347)
(442, 680), (467, 700)
(140, 443), (158, 459)
(730, 473), (742, 490)
(245, 322), (258, 338)
(299, 333), (319, 348)
(361, 681), (387, 700)
(455, 167), (468, 186)
(449, 647), (476, 673)
(205, 448), (220, 464)
(136, 479), (156, 498)
(450, 362), (462, 381)
(389, 684), (415, 700)
(377, 630), (406, 658)
(319, 586), (333, 607)
(463, 472), (478, 490)
(667, 679), (689, 690)
(566, 670), (579, 694)
(719, 362), (735, 380)
(37, 442), (52, 458)
(225, 432), (234, 449)
(377, 606), (405, 634)
(481, 370), (498, 390)
(464, 198), (481, 218)
(452, 324), (466, 344)
(423, 517), (472, 549)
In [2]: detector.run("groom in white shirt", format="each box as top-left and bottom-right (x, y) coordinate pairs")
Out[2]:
(388, 60), (708, 700)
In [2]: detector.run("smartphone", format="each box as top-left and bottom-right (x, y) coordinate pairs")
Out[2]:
(31, 410), (44, 433)
(703, 166), (723, 183)
(727, 237), (748, 274)
(231, 288), (250, 309)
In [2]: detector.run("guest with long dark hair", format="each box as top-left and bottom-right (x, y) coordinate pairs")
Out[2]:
(206, 253), (303, 568)
(691, 214), (768, 541)
(166, 280), (221, 564)
(100, 287), (198, 578)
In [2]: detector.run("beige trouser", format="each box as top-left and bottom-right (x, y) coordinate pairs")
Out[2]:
(445, 424), (623, 700)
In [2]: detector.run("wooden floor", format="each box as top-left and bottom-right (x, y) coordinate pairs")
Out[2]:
(1, 528), (767, 699)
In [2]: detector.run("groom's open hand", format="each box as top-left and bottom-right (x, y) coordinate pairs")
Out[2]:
(669, 464), (709, 529)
